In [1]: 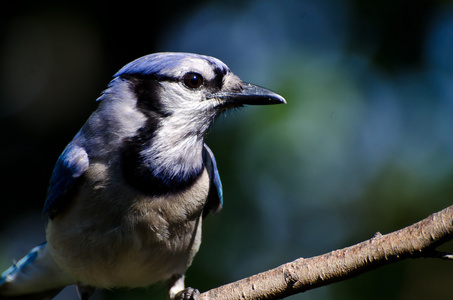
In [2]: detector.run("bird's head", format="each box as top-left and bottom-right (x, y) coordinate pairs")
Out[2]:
(94, 53), (285, 186)
(103, 53), (285, 131)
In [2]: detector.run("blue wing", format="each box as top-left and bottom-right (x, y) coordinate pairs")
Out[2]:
(42, 143), (89, 219)
(202, 144), (223, 217)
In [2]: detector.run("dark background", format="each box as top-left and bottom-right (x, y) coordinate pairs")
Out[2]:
(1, 1), (453, 299)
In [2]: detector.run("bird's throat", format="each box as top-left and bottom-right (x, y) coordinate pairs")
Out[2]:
(121, 131), (204, 196)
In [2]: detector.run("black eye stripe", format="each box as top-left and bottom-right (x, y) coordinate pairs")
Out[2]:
(126, 76), (171, 118)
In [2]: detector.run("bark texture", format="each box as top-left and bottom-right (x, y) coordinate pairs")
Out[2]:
(200, 205), (453, 300)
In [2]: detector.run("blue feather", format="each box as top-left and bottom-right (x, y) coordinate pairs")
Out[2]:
(42, 143), (89, 218)
(202, 144), (223, 216)
(114, 52), (229, 78)
(0, 242), (73, 297)
(0, 244), (42, 285)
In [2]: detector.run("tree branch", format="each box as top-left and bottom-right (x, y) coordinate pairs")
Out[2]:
(200, 204), (453, 300)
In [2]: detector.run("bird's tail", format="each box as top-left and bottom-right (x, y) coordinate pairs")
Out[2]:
(0, 242), (75, 299)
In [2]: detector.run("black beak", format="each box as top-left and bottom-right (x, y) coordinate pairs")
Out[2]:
(211, 82), (286, 106)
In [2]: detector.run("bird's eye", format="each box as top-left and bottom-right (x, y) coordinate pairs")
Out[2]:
(183, 72), (204, 89)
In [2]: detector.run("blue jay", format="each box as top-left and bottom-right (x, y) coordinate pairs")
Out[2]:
(0, 52), (285, 300)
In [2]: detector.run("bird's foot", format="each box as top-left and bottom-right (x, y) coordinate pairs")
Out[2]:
(175, 287), (200, 300)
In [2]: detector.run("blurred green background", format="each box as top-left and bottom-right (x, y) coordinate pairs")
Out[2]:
(1, 1), (453, 299)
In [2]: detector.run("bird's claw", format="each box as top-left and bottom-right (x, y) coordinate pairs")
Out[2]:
(175, 287), (200, 300)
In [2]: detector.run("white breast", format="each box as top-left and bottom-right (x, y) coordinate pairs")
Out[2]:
(46, 164), (210, 288)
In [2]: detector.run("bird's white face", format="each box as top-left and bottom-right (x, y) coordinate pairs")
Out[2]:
(150, 56), (243, 120)
(111, 55), (242, 185)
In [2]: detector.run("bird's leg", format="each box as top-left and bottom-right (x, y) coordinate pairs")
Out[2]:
(168, 275), (200, 300)
(76, 283), (95, 300)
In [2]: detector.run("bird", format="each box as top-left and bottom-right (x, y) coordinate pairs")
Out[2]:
(0, 52), (286, 300)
